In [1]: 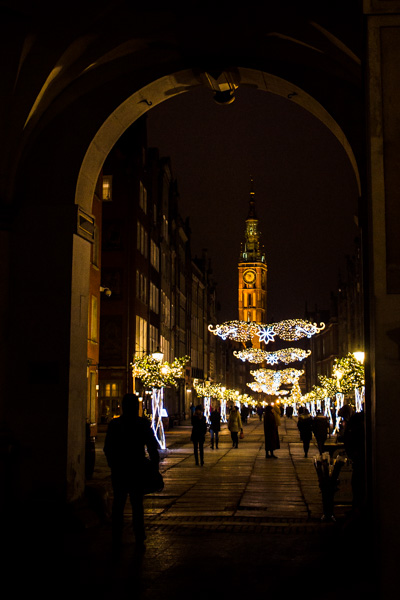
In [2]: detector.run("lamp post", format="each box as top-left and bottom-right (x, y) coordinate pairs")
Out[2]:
(151, 348), (166, 450)
(334, 369), (344, 434)
(132, 352), (189, 450)
(353, 351), (365, 412)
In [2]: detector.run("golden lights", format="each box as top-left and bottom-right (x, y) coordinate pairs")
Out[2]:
(208, 319), (325, 344)
(233, 347), (311, 365)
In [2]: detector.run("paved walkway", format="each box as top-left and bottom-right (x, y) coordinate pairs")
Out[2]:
(61, 415), (373, 599)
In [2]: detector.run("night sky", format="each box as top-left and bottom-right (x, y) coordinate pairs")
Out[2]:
(147, 86), (359, 324)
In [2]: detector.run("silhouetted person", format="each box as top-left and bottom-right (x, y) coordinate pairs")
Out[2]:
(297, 408), (313, 457)
(227, 405), (243, 448)
(264, 405), (280, 458)
(241, 404), (249, 424)
(103, 393), (160, 548)
(312, 411), (330, 455)
(209, 408), (221, 449)
(286, 405), (294, 419)
(191, 404), (207, 465)
(256, 405), (264, 421)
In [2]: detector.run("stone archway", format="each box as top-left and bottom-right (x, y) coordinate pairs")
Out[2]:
(76, 67), (361, 215)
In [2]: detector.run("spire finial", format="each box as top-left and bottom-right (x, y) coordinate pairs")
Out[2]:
(248, 176), (256, 219)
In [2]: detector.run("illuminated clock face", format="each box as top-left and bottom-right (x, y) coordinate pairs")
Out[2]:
(243, 270), (256, 284)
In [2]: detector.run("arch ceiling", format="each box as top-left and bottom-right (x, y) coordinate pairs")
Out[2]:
(0, 3), (362, 206)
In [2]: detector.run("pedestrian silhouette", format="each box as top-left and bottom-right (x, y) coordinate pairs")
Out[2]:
(264, 405), (280, 458)
(103, 393), (160, 548)
(297, 408), (313, 457)
(209, 407), (221, 449)
(241, 404), (249, 424)
(227, 405), (243, 448)
(312, 411), (330, 455)
(191, 404), (207, 465)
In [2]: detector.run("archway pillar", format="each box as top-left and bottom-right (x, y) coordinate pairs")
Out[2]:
(3, 201), (92, 509)
(365, 6), (400, 595)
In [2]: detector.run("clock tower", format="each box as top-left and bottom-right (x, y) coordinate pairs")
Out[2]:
(238, 181), (267, 332)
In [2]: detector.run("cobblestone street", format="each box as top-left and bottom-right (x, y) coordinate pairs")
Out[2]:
(58, 415), (374, 599)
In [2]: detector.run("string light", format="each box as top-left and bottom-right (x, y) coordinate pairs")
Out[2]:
(132, 354), (189, 449)
(132, 354), (189, 389)
(208, 319), (325, 344)
(233, 347), (311, 365)
(251, 367), (304, 386)
(246, 381), (289, 395)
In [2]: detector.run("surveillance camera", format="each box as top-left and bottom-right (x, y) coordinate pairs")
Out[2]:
(100, 286), (112, 297)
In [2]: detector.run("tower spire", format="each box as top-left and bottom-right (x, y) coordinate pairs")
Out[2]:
(238, 178), (268, 328)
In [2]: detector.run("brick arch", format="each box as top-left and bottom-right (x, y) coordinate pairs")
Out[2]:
(76, 67), (361, 214)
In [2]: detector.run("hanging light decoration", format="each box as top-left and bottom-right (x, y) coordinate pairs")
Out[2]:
(251, 367), (304, 386)
(246, 381), (289, 396)
(209, 318), (325, 344)
(233, 347), (311, 365)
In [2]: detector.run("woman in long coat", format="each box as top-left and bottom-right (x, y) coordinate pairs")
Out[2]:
(227, 405), (243, 448)
(264, 405), (280, 458)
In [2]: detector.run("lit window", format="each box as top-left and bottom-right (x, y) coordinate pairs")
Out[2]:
(102, 176), (112, 201)
(139, 181), (147, 213)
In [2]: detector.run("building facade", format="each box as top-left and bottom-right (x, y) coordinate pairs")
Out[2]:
(98, 118), (219, 423)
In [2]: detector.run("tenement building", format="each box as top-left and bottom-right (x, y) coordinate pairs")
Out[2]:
(98, 117), (219, 422)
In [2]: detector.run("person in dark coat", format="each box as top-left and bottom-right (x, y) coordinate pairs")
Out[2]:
(241, 404), (249, 424)
(191, 404), (208, 465)
(209, 407), (221, 449)
(312, 411), (330, 455)
(264, 405), (280, 458)
(286, 405), (294, 419)
(103, 393), (160, 547)
(297, 408), (313, 457)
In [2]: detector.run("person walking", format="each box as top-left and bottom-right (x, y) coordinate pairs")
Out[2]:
(209, 407), (221, 449)
(227, 405), (243, 448)
(297, 408), (313, 457)
(103, 393), (160, 548)
(264, 404), (280, 458)
(241, 404), (249, 425)
(312, 410), (330, 455)
(191, 404), (208, 465)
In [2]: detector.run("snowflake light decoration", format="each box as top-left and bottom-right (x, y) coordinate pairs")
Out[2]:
(209, 319), (325, 344)
(233, 347), (311, 365)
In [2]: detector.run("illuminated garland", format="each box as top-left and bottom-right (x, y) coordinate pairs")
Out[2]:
(251, 367), (304, 387)
(333, 353), (365, 393)
(132, 355), (189, 389)
(208, 320), (259, 342)
(233, 347), (311, 365)
(193, 380), (223, 398)
(208, 319), (325, 344)
(247, 381), (289, 396)
(132, 355), (189, 449)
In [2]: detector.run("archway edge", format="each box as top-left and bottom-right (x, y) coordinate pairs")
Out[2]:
(76, 67), (361, 212)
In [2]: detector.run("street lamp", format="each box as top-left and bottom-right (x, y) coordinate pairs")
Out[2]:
(353, 351), (365, 411)
(353, 351), (365, 364)
(152, 347), (164, 363)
